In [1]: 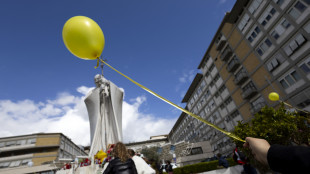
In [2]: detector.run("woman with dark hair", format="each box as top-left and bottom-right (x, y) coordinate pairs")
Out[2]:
(103, 142), (138, 174)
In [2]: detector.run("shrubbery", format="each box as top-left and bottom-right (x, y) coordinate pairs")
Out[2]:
(170, 158), (237, 174)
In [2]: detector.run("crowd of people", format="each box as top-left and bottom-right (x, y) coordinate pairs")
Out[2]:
(102, 142), (174, 174)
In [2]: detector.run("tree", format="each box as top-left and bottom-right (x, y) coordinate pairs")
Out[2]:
(232, 103), (310, 172)
(140, 146), (160, 162)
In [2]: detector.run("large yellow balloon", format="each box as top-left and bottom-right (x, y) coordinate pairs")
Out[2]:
(63, 16), (105, 60)
(269, 92), (279, 101)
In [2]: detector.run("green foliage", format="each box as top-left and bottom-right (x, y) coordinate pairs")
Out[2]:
(172, 158), (237, 174)
(232, 103), (310, 172)
(233, 103), (309, 146)
(140, 146), (160, 162)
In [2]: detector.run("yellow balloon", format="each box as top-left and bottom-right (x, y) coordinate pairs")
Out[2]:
(269, 92), (279, 101)
(63, 16), (105, 60)
(96, 150), (107, 160)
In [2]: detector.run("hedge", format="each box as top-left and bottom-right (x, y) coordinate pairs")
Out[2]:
(171, 158), (237, 174)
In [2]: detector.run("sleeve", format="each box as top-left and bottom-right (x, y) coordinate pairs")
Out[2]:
(131, 159), (138, 174)
(102, 162), (112, 174)
(267, 144), (310, 173)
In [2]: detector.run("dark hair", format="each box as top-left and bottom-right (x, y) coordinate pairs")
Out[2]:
(127, 149), (135, 157)
(165, 160), (171, 164)
(217, 153), (222, 158)
(113, 142), (129, 162)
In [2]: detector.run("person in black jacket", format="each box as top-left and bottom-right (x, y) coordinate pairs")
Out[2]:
(103, 142), (138, 174)
(244, 137), (310, 174)
(165, 160), (173, 174)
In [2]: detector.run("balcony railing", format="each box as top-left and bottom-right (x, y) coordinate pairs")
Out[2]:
(220, 47), (232, 61)
(234, 71), (248, 85)
(242, 86), (257, 99)
(216, 38), (226, 51)
(227, 57), (240, 72)
(250, 102), (266, 114)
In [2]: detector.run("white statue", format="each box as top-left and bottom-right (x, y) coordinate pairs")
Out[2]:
(84, 74), (123, 157)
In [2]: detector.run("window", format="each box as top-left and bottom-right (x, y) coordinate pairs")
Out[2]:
(231, 110), (240, 119)
(9, 161), (21, 167)
(303, 0), (310, 5)
(304, 21), (310, 33)
(249, 0), (263, 14)
(248, 26), (261, 43)
(21, 159), (31, 166)
(273, 0), (284, 6)
(271, 18), (291, 40)
(259, 6), (277, 26)
(214, 74), (220, 82)
(209, 64), (215, 72)
(27, 138), (36, 144)
(0, 142), (4, 148)
(224, 97), (233, 105)
(204, 90), (211, 99)
(220, 104), (225, 109)
(297, 99), (310, 108)
(238, 13), (250, 32)
(289, 1), (307, 20)
(284, 33), (307, 56)
(267, 53), (286, 72)
(0, 162), (10, 168)
(279, 70), (302, 89)
(16, 140), (26, 145)
(6, 141), (16, 147)
(242, 81), (256, 92)
(219, 85), (226, 93)
(256, 38), (272, 56)
(299, 59), (310, 73)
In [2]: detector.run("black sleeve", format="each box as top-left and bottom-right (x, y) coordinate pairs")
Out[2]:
(131, 159), (138, 174)
(267, 144), (310, 174)
(102, 162), (112, 174)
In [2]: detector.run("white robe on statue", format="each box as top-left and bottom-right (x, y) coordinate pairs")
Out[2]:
(85, 75), (123, 157)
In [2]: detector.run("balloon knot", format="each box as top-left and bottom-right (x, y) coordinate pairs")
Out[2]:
(94, 58), (100, 69)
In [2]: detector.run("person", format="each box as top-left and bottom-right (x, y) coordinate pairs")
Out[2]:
(233, 147), (257, 174)
(164, 160), (173, 174)
(127, 149), (156, 174)
(158, 162), (165, 174)
(244, 137), (310, 174)
(103, 142), (138, 174)
(217, 153), (229, 168)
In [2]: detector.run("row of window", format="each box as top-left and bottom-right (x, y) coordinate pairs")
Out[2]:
(0, 159), (31, 168)
(0, 138), (36, 148)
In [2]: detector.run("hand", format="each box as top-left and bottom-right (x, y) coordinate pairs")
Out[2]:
(243, 137), (270, 166)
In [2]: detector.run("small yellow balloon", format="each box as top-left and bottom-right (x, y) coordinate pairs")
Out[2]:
(96, 150), (107, 160)
(269, 92), (279, 101)
(63, 16), (105, 60)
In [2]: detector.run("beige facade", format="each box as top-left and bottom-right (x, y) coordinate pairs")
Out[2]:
(0, 133), (87, 173)
(169, 0), (310, 158)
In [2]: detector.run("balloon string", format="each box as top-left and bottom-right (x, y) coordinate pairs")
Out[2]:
(98, 58), (245, 143)
(281, 101), (309, 114)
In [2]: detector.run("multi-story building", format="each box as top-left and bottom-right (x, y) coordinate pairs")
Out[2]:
(0, 133), (87, 174)
(168, 0), (310, 157)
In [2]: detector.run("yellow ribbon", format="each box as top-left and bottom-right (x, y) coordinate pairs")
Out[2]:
(98, 58), (245, 143)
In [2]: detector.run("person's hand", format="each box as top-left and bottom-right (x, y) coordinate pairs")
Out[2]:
(243, 137), (270, 166)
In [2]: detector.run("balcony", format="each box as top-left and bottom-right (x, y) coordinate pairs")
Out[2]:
(250, 102), (266, 114)
(220, 47), (232, 61)
(242, 86), (257, 100)
(227, 57), (240, 72)
(216, 38), (226, 51)
(234, 71), (248, 85)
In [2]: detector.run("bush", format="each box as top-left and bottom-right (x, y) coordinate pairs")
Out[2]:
(172, 158), (237, 174)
